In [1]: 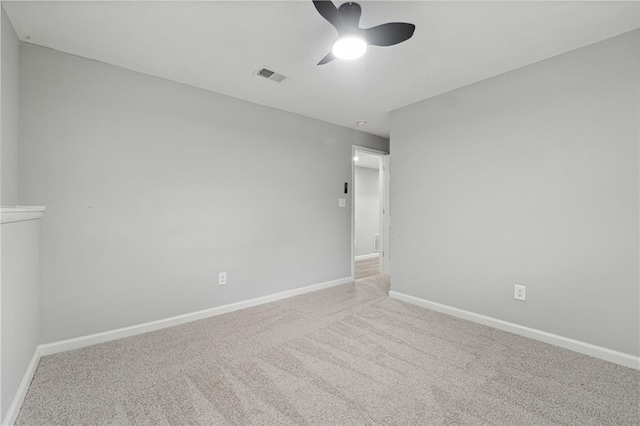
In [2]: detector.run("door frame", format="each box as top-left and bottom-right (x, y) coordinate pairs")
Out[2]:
(351, 145), (389, 281)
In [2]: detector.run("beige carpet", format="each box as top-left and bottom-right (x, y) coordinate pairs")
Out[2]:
(17, 275), (639, 425)
(355, 256), (380, 279)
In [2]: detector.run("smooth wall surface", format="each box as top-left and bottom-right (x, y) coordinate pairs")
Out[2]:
(19, 44), (388, 343)
(1, 6), (19, 205)
(1, 219), (40, 419)
(390, 30), (640, 356)
(354, 166), (380, 257)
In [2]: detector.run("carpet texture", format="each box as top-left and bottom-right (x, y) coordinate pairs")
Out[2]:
(355, 257), (380, 279)
(17, 275), (639, 425)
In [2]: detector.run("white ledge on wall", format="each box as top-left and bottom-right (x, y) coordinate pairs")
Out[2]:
(0, 206), (46, 224)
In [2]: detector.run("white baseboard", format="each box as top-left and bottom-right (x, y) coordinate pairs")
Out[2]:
(389, 291), (640, 370)
(355, 253), (379, 261)
(39, 276), (353, 357)
(3, 277), (351, 424)
(2, 348), (41, 426)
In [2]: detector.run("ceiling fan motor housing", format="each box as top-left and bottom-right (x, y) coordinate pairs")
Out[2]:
(338, 2), (362, 29)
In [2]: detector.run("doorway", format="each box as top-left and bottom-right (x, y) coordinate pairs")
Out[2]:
(351, 146), (389, 280)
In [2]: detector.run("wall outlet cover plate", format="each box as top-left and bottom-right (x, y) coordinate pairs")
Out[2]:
(514, 284), (526, 301)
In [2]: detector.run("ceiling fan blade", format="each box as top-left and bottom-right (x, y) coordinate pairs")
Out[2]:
(312, 1), (345, 33)
(317, 52), (336, 65)
(361, 22), (415, 47)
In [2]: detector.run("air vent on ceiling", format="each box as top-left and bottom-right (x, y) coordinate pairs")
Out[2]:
(256, 67), (287, 83)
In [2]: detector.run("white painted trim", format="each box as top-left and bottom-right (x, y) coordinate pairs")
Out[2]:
(354, 253), (380, 261)
(389, 291), (640, 370)
(39, 276), (353, 356)
(381, 155), (391, 275)
(0, 206), (45, 224)
(2, 348), (41, 426)
(351, 145), (388, 281)
(3, 277), (350, 422)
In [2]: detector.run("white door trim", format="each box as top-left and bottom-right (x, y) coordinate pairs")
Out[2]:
(381, 155), (391, 275)
(351, 145), (388, 280)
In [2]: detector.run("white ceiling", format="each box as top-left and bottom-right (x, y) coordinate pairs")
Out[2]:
(4, 1), (639, 137)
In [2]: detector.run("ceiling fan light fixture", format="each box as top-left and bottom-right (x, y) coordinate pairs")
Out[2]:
(332, 35), (367, 60)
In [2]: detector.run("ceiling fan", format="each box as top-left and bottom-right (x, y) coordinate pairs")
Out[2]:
(312, 1), (416, 65)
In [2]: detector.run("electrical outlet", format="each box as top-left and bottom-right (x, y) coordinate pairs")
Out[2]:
(219, 272), (227, 285)
(514, 285), (526, 301)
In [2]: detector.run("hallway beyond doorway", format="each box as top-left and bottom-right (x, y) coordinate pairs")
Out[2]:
(355, 256), (379, 279)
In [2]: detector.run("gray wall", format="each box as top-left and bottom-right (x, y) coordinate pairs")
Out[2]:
(1, 219), (40, 420)
(19, 44), (388, 343)
(390, 30), (640, 356)
(1, 8), (37, 421)
(354, 166), (380, 257)
(1, 6), (19, 205)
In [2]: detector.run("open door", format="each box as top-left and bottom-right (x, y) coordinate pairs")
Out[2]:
(381, 155), (391, 275)
(352, 146), (388, 280)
